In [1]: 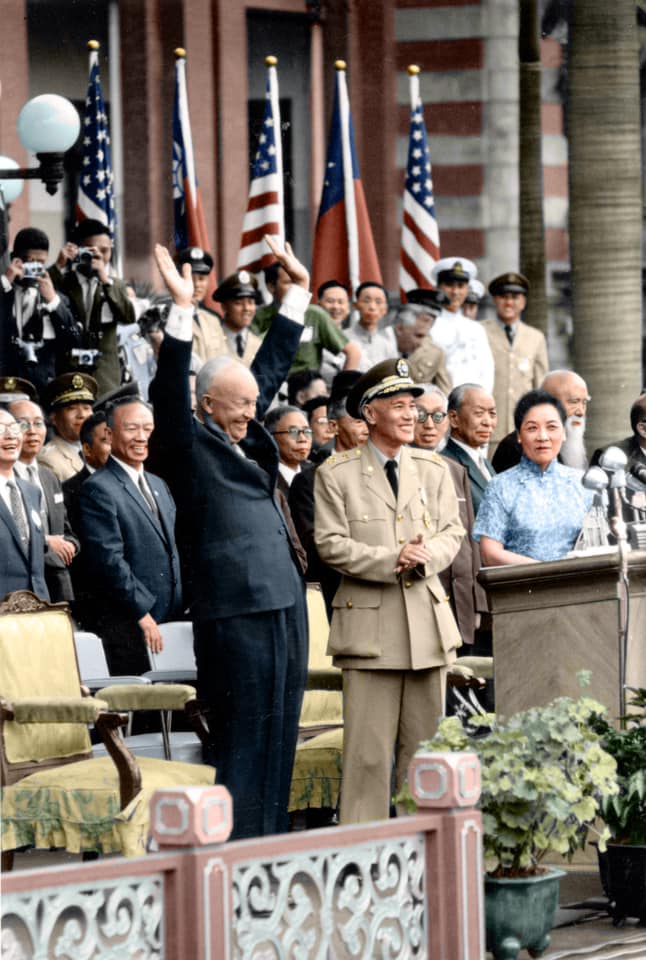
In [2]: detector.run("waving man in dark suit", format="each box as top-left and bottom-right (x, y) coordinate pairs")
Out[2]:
(79, 396), (182, 675)
(150, 237), (310, 840)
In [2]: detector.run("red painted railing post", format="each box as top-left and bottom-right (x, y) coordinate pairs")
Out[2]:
(409, 751), (485, 960)
(150, 785), (233, 960)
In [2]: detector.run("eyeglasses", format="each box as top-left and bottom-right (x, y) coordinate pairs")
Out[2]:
(273, 427), (313, 440)
(16, 419), (46, 430)
(0, 423), (23, 438)
(416, 410), (447, 425)
(313, 417), (329, 425)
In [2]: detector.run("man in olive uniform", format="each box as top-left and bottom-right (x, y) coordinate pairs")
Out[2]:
(314, 359), (464, 824)
(482, 272), (548, 451)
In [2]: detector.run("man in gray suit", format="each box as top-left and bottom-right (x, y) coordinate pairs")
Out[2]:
(443, 383), (497, 514)
(9, 398), (79, 602)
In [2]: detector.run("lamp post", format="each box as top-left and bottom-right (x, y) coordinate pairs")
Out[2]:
(0, 94), (81, 200)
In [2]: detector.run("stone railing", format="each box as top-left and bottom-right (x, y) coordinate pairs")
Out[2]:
(1, 751), (483, 959)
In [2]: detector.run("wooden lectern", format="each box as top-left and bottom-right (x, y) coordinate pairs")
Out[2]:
(478, 550), (646, 722)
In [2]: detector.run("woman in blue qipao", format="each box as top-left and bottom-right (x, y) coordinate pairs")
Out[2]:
(473, 388), (594, 564)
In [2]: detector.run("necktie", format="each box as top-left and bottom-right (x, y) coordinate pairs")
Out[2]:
(138, 474), (158, 515)
(385, 459), (399, 498)
(236, 333), (245, 358)
(504, 324), (514, 345)
(7, 480), (30, 552)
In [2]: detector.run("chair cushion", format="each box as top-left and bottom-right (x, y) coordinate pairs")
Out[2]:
(1, 756), (214, 857)
(96, 683), (196, 711)
(290, 728), (343, 812)
(1, 610), (91, 762)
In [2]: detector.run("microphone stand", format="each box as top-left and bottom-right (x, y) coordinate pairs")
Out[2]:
(608, 473), (630, 727)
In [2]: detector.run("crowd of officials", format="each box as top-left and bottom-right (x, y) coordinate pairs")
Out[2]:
(1, 220), (638, 839)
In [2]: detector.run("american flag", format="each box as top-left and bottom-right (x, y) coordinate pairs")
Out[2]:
(399, 65), (440, 298)
(237, 56), (284, 274)
(172, 49), (211, 256)
(76, 42), (116, 234)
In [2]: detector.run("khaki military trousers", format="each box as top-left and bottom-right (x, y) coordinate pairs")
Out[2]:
(340, 666), (446, 824)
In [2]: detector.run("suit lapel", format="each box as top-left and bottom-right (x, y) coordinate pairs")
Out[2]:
(0, 494), (24, 555)
(448, 440), (488, 494)
(107, 459), (168, 543)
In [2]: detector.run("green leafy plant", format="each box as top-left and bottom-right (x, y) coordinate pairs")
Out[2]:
(418, 694), (618, 877)
(592, 687), (646, 844)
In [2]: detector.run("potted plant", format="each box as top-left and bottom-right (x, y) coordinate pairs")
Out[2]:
(592, 687), (646, 925)
(413, 692), (618, 960)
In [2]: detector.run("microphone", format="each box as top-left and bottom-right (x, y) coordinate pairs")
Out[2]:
(599, 446), (629, 472)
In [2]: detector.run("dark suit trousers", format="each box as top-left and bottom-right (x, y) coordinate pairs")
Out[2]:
(194, 586), (308, 841)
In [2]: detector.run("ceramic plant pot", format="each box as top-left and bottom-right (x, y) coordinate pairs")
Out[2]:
(484, 867), (565, 960)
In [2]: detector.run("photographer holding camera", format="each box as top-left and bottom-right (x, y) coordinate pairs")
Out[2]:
(51, 219), (135, 395)
(0, 228), (80, 396)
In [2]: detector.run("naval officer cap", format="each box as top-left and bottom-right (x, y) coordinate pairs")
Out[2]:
(213, 270), (259, 303)
(488, 272), (529, 296)
(177, 246), (214, 275)
(430, 256), (477, 286)
(346, 358), (424, 421)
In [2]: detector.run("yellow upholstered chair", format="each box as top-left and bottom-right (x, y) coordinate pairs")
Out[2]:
(0, 591), (214, 863)
(290, 585), (344, 816)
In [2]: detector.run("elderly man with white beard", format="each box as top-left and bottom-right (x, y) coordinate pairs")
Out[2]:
(492, 369), (590, 473)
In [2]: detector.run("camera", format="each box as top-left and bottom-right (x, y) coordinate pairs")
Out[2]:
(73, 247), (94, 265)
(69, 347), (101, 369)
(21, 262), (46, 285)
(138, 299), (171, 337)
(13, 336), (43, 364)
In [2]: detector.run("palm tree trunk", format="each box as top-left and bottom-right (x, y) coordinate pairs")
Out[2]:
(568, 0), (642, 452)
(518, 0), (548, 335)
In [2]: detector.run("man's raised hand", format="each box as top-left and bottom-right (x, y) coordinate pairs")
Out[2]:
(154, 244), (193, 308)
(263, 235), (310, 290)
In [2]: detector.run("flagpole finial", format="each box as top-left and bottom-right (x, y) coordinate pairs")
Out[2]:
(407, 64), (420, 76)
(87, 39), (100, 51)
(335, 60), (347, 71)
(175, 48), (187, 59)
(265, 55), (278, 67)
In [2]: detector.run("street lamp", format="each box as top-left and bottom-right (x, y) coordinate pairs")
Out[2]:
(0, 94), (81, 199)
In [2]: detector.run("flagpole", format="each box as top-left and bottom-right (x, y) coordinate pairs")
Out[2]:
(408, 61), (420, 112)
(335, 61), (359, 298)
(106, 11), (124, 275)
(175, 49), (198, 211)
(265, 55), (284, 247)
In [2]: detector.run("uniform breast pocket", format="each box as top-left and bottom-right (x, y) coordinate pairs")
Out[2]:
(409, 500), (438, 535)
(347, 509), (389, 547)
(329, 584), (382, 658)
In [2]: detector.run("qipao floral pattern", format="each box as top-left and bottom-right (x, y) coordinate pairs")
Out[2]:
(473, 457), (594, 561)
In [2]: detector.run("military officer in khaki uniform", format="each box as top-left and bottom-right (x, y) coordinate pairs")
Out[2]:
(482, 272), (548, 448)
(38, 373), (97, 482)
(314, 359), (464, 824)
